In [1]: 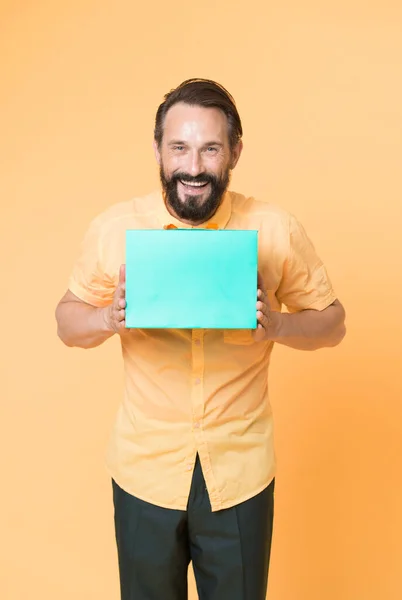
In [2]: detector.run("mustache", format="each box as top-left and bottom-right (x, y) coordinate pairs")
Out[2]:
(169, 172), (218, 185)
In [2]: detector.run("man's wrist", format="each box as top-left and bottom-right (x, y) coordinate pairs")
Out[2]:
(100, 305), (114, 334)
(267, 310), (285, 341)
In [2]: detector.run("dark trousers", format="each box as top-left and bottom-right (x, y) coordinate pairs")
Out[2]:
(112, 456), (275, 600)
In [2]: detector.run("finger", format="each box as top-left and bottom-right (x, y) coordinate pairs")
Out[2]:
(112, 308), (125, 325)
(257, 310), (270, 329)
(256, 300), (266, 312)
(252, 323), (266, 342)
(119, 264), (126, 285)
(116, 320), (126, 333)
(115, 281), (126, 300)
(117, 297), (126, 309)
(257, 291), (270, 311)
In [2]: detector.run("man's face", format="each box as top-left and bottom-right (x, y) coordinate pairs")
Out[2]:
(154, 103), (242, 224)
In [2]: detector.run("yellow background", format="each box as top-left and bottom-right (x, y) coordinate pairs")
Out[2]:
(1, 1), (401, 599)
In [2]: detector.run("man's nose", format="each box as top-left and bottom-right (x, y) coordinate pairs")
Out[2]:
(186, 150), (205, 177)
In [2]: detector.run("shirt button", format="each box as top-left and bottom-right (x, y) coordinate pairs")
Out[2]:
(195, 339), (201, 346)
(195, 378), (201, 385)
(194, 422), (200, 429)
(186, 464), (193, 471)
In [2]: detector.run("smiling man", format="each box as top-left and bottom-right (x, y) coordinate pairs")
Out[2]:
(157, 101), (238, 225)
(55, 78), (346, 600)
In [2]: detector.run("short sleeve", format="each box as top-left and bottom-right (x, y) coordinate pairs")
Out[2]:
(276, 215), (337, 313)
(68, 215), (117, 307)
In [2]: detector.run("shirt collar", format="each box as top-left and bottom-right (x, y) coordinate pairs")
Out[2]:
(157, 190), (232, 230)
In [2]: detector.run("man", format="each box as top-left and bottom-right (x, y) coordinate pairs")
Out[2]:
(55, 78), (346, 600)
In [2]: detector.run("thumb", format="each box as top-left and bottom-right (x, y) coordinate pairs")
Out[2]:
(119, 264), (126, 285)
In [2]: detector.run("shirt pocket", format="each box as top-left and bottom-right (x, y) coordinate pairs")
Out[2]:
(223, 329), (255, 345)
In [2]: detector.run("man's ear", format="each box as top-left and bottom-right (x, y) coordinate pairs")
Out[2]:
(153, 140), (161, 166)
(231, 140), (243, 169)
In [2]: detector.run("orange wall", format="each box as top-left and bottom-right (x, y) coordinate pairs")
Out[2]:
(1, 2), (402, 599)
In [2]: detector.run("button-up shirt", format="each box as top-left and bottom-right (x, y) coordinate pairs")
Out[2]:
(68, 190), (337, 511)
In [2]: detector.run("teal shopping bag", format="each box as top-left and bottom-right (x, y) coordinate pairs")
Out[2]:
(125, 229), (258, 329)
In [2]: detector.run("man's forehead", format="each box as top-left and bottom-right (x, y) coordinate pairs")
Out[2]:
(163, 103), (228, 138)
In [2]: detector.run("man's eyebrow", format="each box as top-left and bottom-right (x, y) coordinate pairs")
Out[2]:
(167, 140), (224, 147)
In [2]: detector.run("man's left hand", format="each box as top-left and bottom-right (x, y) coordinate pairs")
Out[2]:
(253, 273), (279, 342)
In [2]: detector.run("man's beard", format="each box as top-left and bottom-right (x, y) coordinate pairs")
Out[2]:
(159, 165), (230, 223)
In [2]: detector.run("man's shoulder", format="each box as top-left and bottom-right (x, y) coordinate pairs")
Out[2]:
(229, 190), (292, 225)
(88, 190), (161, 232)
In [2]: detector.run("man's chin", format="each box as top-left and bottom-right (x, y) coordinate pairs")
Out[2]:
(166, 196), (220, 223)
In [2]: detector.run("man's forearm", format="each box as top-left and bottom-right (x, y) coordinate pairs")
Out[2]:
(56, 301), (115, 349)
(269, 302), (346, 351)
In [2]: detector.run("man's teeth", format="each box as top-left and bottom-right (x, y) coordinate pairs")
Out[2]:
(181, 180), (207, 187)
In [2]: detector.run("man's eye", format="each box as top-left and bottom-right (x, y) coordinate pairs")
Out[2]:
(173, 146), (184, 151)
(207, 147), (218, 153)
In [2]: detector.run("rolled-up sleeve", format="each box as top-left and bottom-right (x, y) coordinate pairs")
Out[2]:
(68, 215), (116, 307)
(276, 214), (337, 313)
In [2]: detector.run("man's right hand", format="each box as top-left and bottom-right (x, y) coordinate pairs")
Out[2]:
(103, 264), (127, 334)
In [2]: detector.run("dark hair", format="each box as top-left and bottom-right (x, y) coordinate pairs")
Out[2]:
(154, 78), (243, 150)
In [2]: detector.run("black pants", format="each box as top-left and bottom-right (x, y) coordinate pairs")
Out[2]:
(112, 456), (275, 600)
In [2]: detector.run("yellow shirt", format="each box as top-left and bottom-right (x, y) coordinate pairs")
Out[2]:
(68, 190), (337, 511)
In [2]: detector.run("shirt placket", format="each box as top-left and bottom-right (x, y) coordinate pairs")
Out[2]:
(191, 327), (204, 432)
(190, 329), (222, 510)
